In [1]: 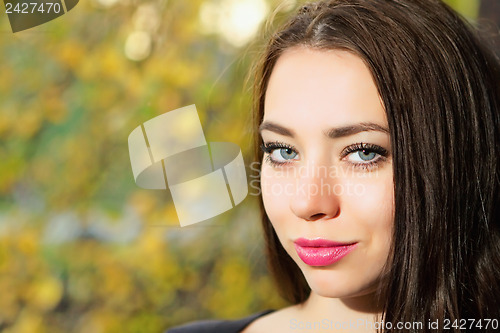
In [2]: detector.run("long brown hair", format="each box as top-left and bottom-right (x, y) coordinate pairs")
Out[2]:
(252, 0), (500, 331)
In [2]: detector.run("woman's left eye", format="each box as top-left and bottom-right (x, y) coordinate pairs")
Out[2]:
(341, 143), (389, 169)
(347, 150), (379, 162)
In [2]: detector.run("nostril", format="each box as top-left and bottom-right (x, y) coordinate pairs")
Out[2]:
(306, 209), (340, 221)
(307, 213), (327, 221)
(290, 192), (341, 221)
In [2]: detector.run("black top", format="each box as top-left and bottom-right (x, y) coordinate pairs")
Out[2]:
(166, 310), (275, 333)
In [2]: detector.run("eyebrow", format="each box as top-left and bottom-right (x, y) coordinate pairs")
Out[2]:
(259, 121), (389, 139)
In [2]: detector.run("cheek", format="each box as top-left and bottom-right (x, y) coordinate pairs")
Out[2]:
(340, 165), (393, 214)
(260, 165), (292, 225)
(341, 175), (394, 256)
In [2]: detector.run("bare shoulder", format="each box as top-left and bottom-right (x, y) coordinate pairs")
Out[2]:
(242, 305), (302, 333)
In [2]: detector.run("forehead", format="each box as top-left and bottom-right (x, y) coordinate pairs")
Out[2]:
(263, 47), (387, 130)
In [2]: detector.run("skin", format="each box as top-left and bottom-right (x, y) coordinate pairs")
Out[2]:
(244, 47), (394, 332)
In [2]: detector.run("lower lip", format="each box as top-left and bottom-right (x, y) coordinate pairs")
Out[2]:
(294, 243), (357, 266)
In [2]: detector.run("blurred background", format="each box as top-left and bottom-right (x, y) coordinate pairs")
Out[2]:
(0, 0), (497, 332)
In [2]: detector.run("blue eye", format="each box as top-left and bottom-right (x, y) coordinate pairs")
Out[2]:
(274, 147), (298, 160)
(352, 150), (377, 162)
(261, 141), (389, 170)
(261, 141), (299, 166)
(341, 142), (389, 170)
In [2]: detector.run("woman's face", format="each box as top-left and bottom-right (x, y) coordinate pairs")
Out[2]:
(260, 47), (394, 299)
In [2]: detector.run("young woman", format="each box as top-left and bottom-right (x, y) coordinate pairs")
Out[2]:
(168, 0), (500, 332)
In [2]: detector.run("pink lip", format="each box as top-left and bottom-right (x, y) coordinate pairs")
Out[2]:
(294, 238), (357, 266)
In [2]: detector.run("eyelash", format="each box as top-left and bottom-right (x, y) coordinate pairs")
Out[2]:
(260, 141), (296, 168)
(340, 142), (389, 171)
(260, 141), (389, 171)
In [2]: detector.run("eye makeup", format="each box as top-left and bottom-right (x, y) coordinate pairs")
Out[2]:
(340, 142), (389, 171)
(260, 141), (299, 167)
(260, 140), (390, 171)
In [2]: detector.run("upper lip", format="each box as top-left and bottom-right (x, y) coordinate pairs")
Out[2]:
(294, 237), (356, 247)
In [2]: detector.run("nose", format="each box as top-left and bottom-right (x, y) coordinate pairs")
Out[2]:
(289, 164), (341, 221)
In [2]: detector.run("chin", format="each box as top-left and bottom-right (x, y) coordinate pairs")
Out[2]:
(300, 265), (379, 299)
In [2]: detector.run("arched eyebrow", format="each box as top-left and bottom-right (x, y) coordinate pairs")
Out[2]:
(324, 122), (389, 138)
(259, 121), (389, 139)
(259, 121), (295, 137)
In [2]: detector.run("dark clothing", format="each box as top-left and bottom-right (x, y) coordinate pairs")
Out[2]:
(166, 310), (274, 333)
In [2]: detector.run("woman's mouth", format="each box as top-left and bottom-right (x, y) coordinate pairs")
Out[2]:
(293, 238), (358, 266)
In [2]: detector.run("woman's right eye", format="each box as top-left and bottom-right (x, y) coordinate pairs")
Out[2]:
(261, 141), (300, 166)
(270, 147), (298, 162)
